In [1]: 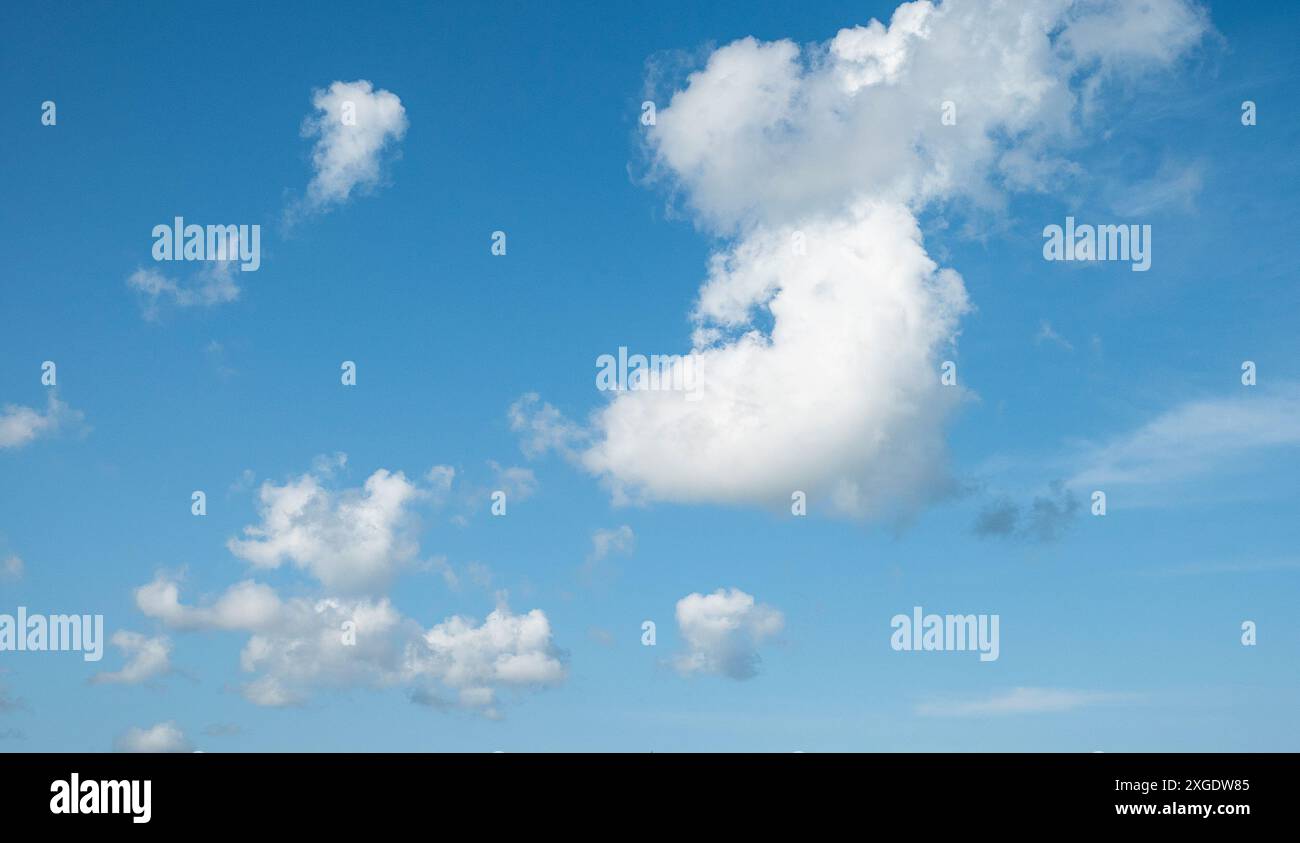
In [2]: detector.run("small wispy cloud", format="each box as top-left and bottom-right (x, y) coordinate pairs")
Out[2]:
(580, 525), (636, 585)
(1034, 320), (1074, 352)
(1069, 386), (1300, 493)
(1109, 158), (1205, 216)
(204, 340), (237, 379)
(0, 392), (85, 450)
(127, 261), (239, 320)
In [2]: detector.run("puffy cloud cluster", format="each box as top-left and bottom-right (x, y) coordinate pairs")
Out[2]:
(236, 595), (414, 707)
(515, 0), (1209, 518)
(136, 575), (564, 714)
(296, 79), (408, 215)
(227, 468), (425, 592)
(583, 203), (969, 516)
(673, 588), (784, 680)
(408, 605), (565, 717)
(129, 455), (565, 714)
(648, 0), (1207, 229)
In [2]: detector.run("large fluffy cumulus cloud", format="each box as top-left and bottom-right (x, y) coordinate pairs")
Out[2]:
(513, 0), (1208, 518)
(648, 0), (1207, 227)
(408, 605), (566, 717)
(584, 203), (969, 516)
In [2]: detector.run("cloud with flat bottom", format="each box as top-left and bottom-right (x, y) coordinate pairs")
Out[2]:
(512, 0), (1209, 519)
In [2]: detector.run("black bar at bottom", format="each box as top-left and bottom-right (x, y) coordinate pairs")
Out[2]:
(2, 753), (1286, 828)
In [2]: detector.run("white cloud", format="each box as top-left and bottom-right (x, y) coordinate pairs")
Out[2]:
(134, 455), (563, 713)
(1055, 0), (1208, 69)
(1069, 387), (1300, 492)
(916, 687), (1130, 717)
(235, 595), (414, 707)
(91, 631), (172, 685)
(295, 79), (408, 216)
(578, 204), (970, 517)
(126, 260), (239, 319)
(514, 0), (1208, 519)
(646, 0), (1206, 231)
(673, 588), (784, 680)
(135, 576), (283, 631)
(227, 466), (426, 592)
(113, 721), (193, 753)
(310, 451), (348, 475)
(136, 575), (564, 716)
(0, 393), (83, 449)
(408, 601), (566, 717)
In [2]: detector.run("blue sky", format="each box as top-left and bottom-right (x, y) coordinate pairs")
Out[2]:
(1, 0), (1298, 751)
